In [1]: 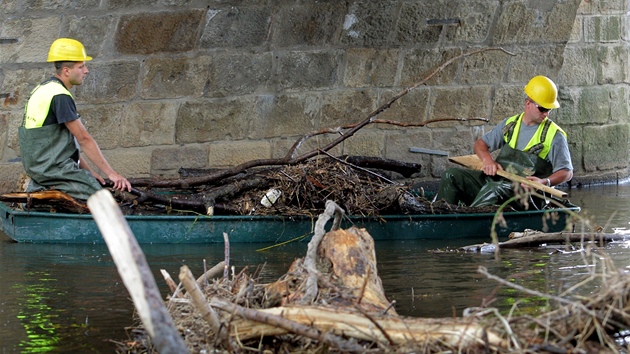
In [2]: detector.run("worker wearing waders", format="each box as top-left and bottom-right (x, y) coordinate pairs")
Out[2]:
(437, 75), (573, 208)
(19, 38), (131, 200)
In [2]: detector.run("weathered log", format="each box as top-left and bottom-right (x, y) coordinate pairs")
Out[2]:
(195, 261), (225, 285)
(319, 226), (395, 314)
(220, 304), (507, 350)
(87, 189), (188, 354)
(459, 231), (628, 252)
(1, 190), (89, 213)
(179, 265), (225, 344)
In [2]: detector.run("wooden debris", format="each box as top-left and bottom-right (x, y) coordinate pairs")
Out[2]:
(457, 230), (628, 253)
(0, 190), (89, 213)
(88, 190), (188, 353)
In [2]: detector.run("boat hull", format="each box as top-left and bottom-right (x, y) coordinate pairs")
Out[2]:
(0, 202), (579, 244)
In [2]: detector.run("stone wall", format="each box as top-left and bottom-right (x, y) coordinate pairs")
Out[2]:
(0, 0), (627, 193)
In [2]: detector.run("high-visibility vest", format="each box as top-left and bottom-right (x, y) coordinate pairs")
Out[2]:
(501, 113), (567, 159)
(23, 79), (73, 129)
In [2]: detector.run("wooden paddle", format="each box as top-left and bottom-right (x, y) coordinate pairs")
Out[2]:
(448, 155), (568, 199)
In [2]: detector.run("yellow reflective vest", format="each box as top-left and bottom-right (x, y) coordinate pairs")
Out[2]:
(23, 79), (73, 129)
(502, 113), (567, 160)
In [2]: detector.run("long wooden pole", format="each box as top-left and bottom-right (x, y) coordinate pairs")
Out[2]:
(87, 189), (188, 354)
(448, 155), (568, 199)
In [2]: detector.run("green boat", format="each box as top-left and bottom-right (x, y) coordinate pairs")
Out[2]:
(0, 201), (580, 244)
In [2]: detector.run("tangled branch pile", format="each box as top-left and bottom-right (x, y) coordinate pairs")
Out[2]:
(112, 202), (630, 353)
(118, 156), (501, 217)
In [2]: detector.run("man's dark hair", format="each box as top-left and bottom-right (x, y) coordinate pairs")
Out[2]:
(54, 61), (76, 72)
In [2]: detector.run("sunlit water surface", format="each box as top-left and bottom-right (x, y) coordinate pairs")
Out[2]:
(2, 183), (630, 353)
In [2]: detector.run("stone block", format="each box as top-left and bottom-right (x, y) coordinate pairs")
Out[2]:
(5, 110), (22, 157)
(320, 89), (378, 128)
(275, 50), (342, 91)
(0, 68), (49, 110)
(250, 94), (318, 140)
(493, 1), (579, 45)
(396, 1), (499, 46)
(610, 85), (630, 123)
(383, 130), (433, 176)
(376, 88), (430, 124)
(399, 48), (461, 87)
(459, 49), (510, 85)
(121, 102), (178, 147)
(623, 14), (630, 42)
(578, 0), (626, 15)
(431, 86), (493, 120)
(115, 10), (205, 54)
(79, 105), (123, 150)
(141, 56), (210, 99)
(151, 145), (208, 172)
(558, 46), (598, 86)
(67, 16), (115, 60)
(597, 45), (629, 84)
(298, 135), (344, 157)
(568, 16), (583, 43)
(445, 1), (500, 44)
(564, 125), (583, 173)
(0, 17), (61, 64)
(554, 86), (609, 125)
(175, 98), (255, 144)
(75, 61), (140, 104)
(0, 162), (25, 194)
(492, 85), (526, 124)
(583, 124), (629, 172)
(207, 140), (271, 168)
(343, 48), (399, 88)
(585, 15), (622, 42)
(23, 0), (99, 10)
(394, 2), (442, 47)
(108, 0), (159, 9)
(272, 135), (343, 159)
(206, 52), (272, 98)
(200, 6), (270, 49)
(102, 148), (152, 177)
(505, 46), (565, 83)
(342, 131), (386, 157)
(340, 1), (398, 47)
(431, 128), (476, 157)
(0, 112), (6, 160)
(272, 3), (345, 47)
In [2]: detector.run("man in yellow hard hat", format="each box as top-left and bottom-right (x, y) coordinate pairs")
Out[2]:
(437, 75), (573, 207)
(19, 38), (131, 200)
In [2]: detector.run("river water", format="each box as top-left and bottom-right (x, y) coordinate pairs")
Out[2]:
(1, 183), (630, 353)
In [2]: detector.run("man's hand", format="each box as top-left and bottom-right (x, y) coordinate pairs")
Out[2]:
(108, 172), (132, 192)
(481, 159), (502, 176)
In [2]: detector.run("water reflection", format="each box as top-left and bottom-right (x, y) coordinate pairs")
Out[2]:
(1, 183), (630, 352)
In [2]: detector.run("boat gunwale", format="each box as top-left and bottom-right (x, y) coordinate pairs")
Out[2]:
(0, 201), (580, 221)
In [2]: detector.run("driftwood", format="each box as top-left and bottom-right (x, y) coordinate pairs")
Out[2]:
(457, 230), (628, 252)
(0, 190), (89, 213)
(221, 304), (506, 350)
(88, 190), (188, 354)
(149, 201), (508, 352)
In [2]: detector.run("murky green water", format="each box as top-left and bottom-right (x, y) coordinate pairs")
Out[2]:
(1, 183), (629, 353)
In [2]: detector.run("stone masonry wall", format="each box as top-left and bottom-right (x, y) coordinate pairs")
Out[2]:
(0, 0), (627, 194)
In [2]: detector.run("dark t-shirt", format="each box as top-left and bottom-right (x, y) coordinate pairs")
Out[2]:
(41, 77), (80, 126)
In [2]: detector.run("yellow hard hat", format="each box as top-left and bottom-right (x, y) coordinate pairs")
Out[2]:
(524, 75), (560, 109)
(47, 38), (92, 62)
